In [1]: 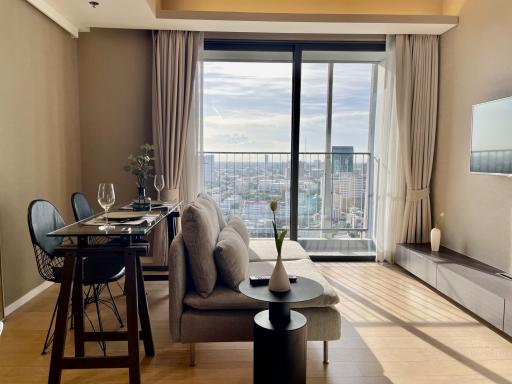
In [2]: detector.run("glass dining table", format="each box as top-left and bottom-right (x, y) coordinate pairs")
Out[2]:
(45, 202), (180, 384)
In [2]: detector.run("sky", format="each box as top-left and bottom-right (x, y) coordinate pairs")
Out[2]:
(202, 61), (374, 153)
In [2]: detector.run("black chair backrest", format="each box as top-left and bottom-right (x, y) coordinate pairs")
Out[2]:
(27, 200), (65, 258)
(71, 192), (95, 221)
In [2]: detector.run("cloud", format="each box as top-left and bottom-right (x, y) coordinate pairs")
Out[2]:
(203, 61), (374, 153)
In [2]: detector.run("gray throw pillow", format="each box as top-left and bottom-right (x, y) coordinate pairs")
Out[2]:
(197, 192), (226, 229)
(227, 216), (250, 246)
(214, 226), (249, 290)
(181, 197), (221, 297)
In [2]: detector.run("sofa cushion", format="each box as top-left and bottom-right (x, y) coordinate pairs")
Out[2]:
(227, 216), (250, 246)
(184, 259), (339, 310)
(197, 192), (226, 229)
(184, 285), (266, 311)
(181, 197), (220, 297)
(214, 226), (249, 290)
(180, 306), (341, 342)
(249, 240), (310, 261)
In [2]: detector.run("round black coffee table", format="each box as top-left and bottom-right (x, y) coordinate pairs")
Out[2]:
(239, 277), (323, 384)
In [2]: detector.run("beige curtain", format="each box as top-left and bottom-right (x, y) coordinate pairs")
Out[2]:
(395, 35), (439, 243)
(150, 30), (203, 265)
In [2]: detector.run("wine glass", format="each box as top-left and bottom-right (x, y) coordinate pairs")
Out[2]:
(97, 183), (115, 230)
(154, 174), (165, 202)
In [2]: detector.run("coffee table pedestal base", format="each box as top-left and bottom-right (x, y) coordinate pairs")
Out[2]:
(253, 309), (307, 384)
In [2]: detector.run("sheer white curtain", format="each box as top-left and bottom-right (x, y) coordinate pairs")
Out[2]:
(180, 50), (204, 205)
(374, 36), (406, 262)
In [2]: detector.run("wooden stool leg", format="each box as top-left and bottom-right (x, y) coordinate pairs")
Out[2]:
(124, 249), (141, 384)
(72, 254), (84, 357)
(136, 255), (154, 356)
(48, 255), (76, 384)
(189, 343), (196, 367)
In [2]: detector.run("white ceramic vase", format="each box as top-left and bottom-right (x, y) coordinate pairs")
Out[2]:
(268, 253), (291, 293)
(430, 227), (441, 252)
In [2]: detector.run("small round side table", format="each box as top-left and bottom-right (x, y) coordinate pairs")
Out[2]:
(239, 277), (323, 384)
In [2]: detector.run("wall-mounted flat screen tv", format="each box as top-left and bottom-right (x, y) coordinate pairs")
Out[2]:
(471, 96), (512, 175)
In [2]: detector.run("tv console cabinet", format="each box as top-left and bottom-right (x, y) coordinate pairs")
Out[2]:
(396, 244), (512, 337)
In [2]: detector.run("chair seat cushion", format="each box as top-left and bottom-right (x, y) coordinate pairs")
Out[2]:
(184, 259), (339, 310)
(248, 240), (310, 261)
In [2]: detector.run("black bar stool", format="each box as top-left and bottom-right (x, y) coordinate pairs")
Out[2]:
(27, 199), (125, 355)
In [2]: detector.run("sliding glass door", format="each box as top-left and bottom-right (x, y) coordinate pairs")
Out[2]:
(202, 50), (293, 238)
(201, 41), (384, 251)
(298, 52), (378, 243)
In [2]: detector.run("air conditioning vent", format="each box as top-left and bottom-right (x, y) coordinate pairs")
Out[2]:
(496, 272), (512, 281)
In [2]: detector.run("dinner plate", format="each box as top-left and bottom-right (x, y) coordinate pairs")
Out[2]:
(105, 211), (145, 220)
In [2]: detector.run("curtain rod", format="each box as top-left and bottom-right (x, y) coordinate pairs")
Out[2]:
(204, 32), (386, 42)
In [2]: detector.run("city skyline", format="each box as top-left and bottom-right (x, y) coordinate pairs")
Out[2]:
(202, 152), (370, 239)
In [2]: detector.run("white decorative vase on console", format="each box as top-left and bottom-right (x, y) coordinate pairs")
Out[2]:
(268, 200), (291, 293)
(430, 227), (441, 252)
(430, 212), (444, 252)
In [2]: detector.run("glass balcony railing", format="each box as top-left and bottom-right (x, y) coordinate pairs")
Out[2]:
(202, 152), (372, 240)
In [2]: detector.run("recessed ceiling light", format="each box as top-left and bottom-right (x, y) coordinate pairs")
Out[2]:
(89, 1), (99, 8)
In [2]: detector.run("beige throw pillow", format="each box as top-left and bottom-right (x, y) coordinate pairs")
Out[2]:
(197, 192), (226, 229)
(227, 216), (250, 246)
(181, 197), (221, 297)
(214, 226), (249, 290)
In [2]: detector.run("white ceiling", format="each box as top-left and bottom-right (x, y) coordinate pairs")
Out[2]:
(29, 0), (457, 38)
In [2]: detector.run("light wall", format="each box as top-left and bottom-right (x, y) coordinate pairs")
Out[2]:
(78, 29), (153, 208)
(433, 0), (512, 273)
(0, 0), (81, 305)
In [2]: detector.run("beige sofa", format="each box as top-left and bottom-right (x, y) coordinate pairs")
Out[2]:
(168, 198), (341, 365)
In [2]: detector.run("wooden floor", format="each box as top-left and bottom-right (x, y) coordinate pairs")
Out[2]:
(1, 263), (512, 384)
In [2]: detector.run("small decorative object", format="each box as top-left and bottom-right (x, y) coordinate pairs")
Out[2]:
(431, 212), (444, 252)
(268, 200), (291, 293)
(124, 144), (155, 211)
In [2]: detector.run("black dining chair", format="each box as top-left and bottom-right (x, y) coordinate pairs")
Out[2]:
(27, 199), (125, 355)
(70, 193), (131, 330)
(71, 192), (95, 223)
(71, 192), (110, 247)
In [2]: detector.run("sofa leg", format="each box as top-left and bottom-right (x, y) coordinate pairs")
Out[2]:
(323, 341), (329, 364)
(189, 343), (196, 367)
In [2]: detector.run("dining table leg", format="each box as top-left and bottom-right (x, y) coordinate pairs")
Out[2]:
(48, 254), (76, 384)
(72, 253), (85, 357)
(166, 211), (179, 244)
(136, 255), (155, 356)
(124, 249), (141, 384)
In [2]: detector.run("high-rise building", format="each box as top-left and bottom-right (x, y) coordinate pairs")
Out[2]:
(332, 146), (354, 173)
(203, 154), (215, 183)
